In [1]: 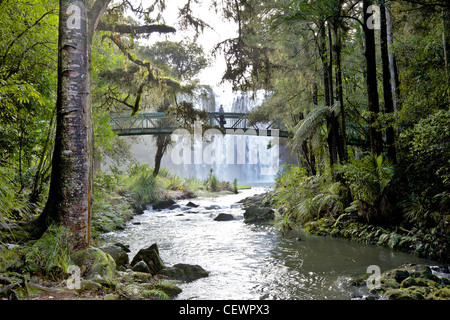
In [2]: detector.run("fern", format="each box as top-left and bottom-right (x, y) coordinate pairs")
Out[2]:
(336, 154), (394, 206)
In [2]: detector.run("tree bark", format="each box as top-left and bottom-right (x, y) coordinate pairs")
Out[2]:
(363, 0), (383, 156)
(379, 0), (397, 163)
(34, 0), (91, 248)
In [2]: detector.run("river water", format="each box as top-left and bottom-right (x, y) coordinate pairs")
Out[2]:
(103, 187), (433, 300)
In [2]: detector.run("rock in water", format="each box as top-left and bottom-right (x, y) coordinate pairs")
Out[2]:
(243, 206), (275, 223)
(186, 201), (199, 208)
(214, 213), (235, 221)
(130, 243), (165, 274)
(152, 199), (176, 210)
(157, 263), (209, 282)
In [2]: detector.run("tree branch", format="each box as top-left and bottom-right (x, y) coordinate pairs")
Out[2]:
(97, 22), (176, 35)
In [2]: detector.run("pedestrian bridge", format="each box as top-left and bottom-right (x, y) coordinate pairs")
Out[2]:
(110, 112), (289, 137)
(109, 112), (368, 145)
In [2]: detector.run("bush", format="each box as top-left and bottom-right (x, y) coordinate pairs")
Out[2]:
(336, 154), (395, 225)
(273, 165), (345, 226)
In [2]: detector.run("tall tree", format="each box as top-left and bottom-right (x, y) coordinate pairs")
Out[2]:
(363, 0), (383, 156)
(32, 0), (178, 247)
(379, 0), (397, 163)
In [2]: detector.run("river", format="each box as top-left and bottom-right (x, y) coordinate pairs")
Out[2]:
(102, 187), (434, 300)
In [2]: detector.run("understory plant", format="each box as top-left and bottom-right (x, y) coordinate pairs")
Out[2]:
(273, 165), (345, 229)
(336, 154), (395, 225)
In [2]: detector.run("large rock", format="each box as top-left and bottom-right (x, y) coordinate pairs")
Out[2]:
(100, 245), (129, 267)
(157, 263), (209, 282)
(130, 243), (165, 274)
(132, 261), (151, 273)
(70, 247), (116, 280)
(214, 213), (235, 221)
(186, 202), (199, 208)
(243, 206), (275, 223)
(152, 199), (176, 210)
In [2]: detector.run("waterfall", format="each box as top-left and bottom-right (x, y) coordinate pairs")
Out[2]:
(113, 86), (282, 185)
(170, 87), (278, 185)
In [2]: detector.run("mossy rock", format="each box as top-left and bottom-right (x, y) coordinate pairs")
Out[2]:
(428, 287), (450, 300)
(243, 206), (275, 223)
(79, 280), (103, 292)
(348, 274), (370, 287)
(0, 246), (27, 273)
(130, 244), (165, 275)
(152, 279), (182, 297)
(70, 247), (116, 280)
(117, 270), (153, 284)
(385, 287), (429, 300)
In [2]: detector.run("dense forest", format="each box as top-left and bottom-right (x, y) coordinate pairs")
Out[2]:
(214, 0), (450, 262)
(0, 0), (449, 301)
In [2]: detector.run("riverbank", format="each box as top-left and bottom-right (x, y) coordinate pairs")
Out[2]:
(240, 190), (450, 300)
(0, 168), (245, 300)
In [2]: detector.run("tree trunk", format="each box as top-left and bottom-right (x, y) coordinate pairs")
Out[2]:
(333, 28), (348, 163)
(385, 3), (398, 111)
(379, 0), (397, 163)
(153, 135), (170, 177)
(319, 23), (338, 170)
(363, 0), (383, 156)
(33, 0), (91, 249)
(443, 7), (450, 107)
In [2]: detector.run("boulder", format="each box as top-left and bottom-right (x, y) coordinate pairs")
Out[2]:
(394, 269), (410, 283)
(214, 213), (235, 221)
(243, 206), (275, 223)
(152, 199), (176, 210)
(130, 243), (165, 275)
(157, 263), (209, 282)
(205, 205), (221, 210)
(169, 204), (181, 210)
(132, 261), (151, 273)
(100, 245), (129, 267)
(114, 242), (131, 253)
(186, 202), (199, 208)
(70, 247), (116, 280)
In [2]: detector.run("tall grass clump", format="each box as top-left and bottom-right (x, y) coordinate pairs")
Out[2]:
(24, 224), (74, 279)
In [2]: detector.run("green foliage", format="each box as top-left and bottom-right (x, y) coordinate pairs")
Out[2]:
(337, 154), (394, 206)
(400, 109), (450, 190)
(0, 167), (28, 223)
(138, 40), (210, 82)
(131, 170), (163, 205)
(24, 224), (73, 279)
(205, 169), (219, 192)
(273, 165), (344, 226)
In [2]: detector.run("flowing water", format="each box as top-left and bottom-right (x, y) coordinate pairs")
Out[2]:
(103, 187), (434, 300)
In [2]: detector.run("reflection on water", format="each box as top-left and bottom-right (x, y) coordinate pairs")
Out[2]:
(103, 187), (433, 300)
